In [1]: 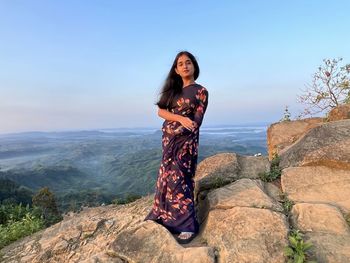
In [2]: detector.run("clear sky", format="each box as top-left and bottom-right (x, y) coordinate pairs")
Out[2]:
(0, 0), (349, 134)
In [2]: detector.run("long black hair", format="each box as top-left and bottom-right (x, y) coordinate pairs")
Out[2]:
(155, 51), (200, 110)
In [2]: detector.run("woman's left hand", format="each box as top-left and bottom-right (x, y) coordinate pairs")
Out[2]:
(179, 116), (195, 131)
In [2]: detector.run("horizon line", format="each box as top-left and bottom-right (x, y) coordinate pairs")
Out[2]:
(0, 121), (275, 136)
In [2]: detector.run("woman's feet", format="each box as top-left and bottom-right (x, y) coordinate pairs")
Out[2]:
(176, 231), (196, 244)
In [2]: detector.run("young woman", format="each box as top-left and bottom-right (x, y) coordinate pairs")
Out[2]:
(144, 51), (209, 244)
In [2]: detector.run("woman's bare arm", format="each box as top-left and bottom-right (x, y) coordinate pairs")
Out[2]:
(158, 108), (183, 122)
(158, 108), (195, 131)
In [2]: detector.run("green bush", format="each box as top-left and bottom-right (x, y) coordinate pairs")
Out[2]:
(0, 209), (44, 249)
(112, 192), (142, 205)
(0, 203), (32, 225)
(32, 187), (62, 227)
(0, 202), (57, 249)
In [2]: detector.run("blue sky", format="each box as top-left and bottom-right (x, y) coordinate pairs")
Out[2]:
(0, 0), (349, 134)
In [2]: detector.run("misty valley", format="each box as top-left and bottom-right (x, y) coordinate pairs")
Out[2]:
(0, 125), (268, 213)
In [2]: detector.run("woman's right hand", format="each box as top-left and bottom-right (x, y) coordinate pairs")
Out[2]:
(178, 116), (195, 131)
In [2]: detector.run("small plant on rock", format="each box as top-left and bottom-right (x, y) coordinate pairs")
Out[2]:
(259, 153), (282, 182)
(345, 213), (350, 226)
(284, 229), (316, 263)
(280, 105), (292, 122)
(280, 193), (295, 215)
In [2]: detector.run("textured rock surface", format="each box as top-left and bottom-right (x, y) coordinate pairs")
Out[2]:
(194, 153), (269, 201)
(196, 178), (288, 263)
(1, 197), (155, 262)
(281, 166), (350, 214)
(290, 203), (350, 263)
(200, 207), (288, 263)
(196, 178), (283, 224)
(328, 103), (350, 121)
(108, 220), (215, 263)
(279, 119), (350, 169)
(266, 117), (323, 160)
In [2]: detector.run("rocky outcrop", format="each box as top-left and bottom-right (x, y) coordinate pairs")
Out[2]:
(194, 153), (270, 202)
(109, 220), (215, 263)
(1, 197), (156, 263)
(266, 117), (323, 160)
(281, 166), (350, 214)
(267, 104), (350, 162)
(290, 203), (350, 262)
(198, 178), (288, 263)
(2, 115), (350, 263)
(279, 119), (350, 169)
(196, 178), (283, 225)
(1, 164), (288, 263)
(276, 116), (350, 262)
(201, 206), (288, 263)
(1, 177), (289, 263)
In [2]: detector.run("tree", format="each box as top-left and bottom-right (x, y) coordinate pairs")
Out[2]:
(0, 178), (33, 205)
(32, 187), (62, 226)
(297, 57), (350, 118)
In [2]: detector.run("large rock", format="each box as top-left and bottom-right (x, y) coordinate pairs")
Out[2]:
(206, 178), (283, 212)
(266, 117), (323, 160)
(108, 220), (215, 263)
(194, 153), (270, 201)
(196, 178), (283, 224)
(196, 178), (288, 263)
(328, 103), (350, 121)
(290, 203), (350, 262)
(281, 166), (350, 214)
(3, 196), (216, 263)
(279, 119), (350, 169)
(200, 207), (289, 263)
(291, 203), (349, 235)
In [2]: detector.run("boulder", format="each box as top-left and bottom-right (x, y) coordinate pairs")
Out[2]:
(194, 153), (270, 201)
(200, 206), (289, 263)
(279, 119), (350, 169)
(327, 103), (350, 121)
(108, 220), (215, 263)
(266, 117), (323, 160)
(196, 178), (283, 224)
(281, 166), (350, 214)
(290, 203), (350, 262)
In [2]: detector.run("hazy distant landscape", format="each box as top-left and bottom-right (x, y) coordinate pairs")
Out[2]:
(0, 123), (269, 212)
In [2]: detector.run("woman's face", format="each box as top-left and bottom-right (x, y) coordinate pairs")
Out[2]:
(175, 54), (195, 79)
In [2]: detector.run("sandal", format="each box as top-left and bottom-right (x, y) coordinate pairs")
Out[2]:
(176, 231), (196, 244)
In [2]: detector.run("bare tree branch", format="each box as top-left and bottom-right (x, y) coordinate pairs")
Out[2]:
(297, 57), (350, 118)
